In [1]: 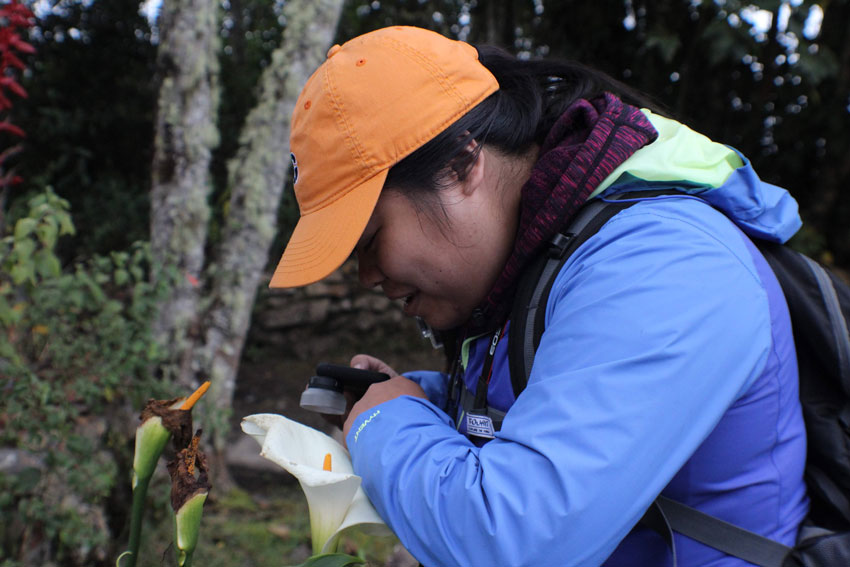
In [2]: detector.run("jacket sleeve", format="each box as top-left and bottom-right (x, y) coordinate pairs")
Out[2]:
(346, 200), (774, 567)
(402, 370), (449, 409)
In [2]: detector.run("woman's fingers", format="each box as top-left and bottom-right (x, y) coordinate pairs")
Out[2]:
(311, 356), (398, 429)
(350, 353), (399, 377)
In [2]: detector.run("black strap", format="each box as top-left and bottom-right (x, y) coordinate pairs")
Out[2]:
(800, 253), (850, 394)
(655, 496), (792, 567)
(637, 500), (678, 567)
(473, 324), (505, 408)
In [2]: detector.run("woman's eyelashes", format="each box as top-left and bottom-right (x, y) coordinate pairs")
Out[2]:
(354, 230), (378, 261)
(362, 230), (378, 254)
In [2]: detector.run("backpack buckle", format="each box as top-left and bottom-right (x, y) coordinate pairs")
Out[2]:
(548, 233), (571, 258)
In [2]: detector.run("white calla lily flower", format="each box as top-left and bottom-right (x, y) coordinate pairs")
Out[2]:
(241, 413), (390, 554)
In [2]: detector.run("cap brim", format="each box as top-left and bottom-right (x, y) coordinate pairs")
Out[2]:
(269, 170), (388, 288)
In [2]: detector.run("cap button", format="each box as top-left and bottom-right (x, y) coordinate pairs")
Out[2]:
(326, 44), (342, 59)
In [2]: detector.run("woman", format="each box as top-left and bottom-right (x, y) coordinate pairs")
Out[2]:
(270, 26), (808, 566)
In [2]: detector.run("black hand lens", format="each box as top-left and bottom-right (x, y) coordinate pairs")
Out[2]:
(299, 362), (390, 415)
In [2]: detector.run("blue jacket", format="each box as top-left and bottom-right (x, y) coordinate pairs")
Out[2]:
(346, 114), (809, 566)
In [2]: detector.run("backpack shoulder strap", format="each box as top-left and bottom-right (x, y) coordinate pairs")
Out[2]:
(653, 497), (792, 567)
(756, 241), (850, 395)
(507, 194), (645, 395)
(505, 191), (803, 567)
(756, 241), (850, 529)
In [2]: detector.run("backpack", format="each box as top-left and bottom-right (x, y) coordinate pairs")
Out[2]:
(503, 192), (850, 567)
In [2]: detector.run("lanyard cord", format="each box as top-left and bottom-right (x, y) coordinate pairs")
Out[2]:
(446, 344), (463, 416)
(473, 322), (507, 409)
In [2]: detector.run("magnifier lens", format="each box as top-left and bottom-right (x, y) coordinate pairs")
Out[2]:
(299, 388), (347, 415)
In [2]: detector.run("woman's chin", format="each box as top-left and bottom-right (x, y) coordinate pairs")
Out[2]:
(416, 308), (469, 333)
(400, 293), (473, 331)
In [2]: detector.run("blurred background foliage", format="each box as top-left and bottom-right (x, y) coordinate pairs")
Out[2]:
(1, 0), (848, 565)
(9, 0), (849, 267)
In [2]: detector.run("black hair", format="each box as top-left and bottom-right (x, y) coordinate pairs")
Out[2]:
(384, 45), (665, 199)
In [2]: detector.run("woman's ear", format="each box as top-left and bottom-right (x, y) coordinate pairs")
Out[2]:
(453, 139), (486, 197)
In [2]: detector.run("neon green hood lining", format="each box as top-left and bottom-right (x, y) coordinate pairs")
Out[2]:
(590, 110), (744, 199)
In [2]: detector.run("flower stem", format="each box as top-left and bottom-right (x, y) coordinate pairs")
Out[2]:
(125, 476), (151, 567)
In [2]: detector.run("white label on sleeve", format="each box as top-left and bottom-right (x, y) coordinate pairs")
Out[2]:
(466, 413), (495, 439)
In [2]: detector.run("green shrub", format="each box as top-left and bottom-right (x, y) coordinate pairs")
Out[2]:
(0, 188), (167, 565)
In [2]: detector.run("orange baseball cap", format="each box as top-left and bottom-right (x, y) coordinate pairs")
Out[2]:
(269, 26), (499, 288)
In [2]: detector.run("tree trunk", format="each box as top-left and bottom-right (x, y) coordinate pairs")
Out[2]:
(149, 0), (343, 491)
(149, 0), (220, 387)
(194, 0), (345, 489)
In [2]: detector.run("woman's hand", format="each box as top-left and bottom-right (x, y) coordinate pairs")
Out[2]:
(313, 355), (400, 429)
(343, 354), (426, 445)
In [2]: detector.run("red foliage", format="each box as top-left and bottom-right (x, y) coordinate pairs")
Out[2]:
(0, 0), (34, 191)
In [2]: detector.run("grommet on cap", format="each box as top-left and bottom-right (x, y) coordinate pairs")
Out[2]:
(326, 44), (341, 58)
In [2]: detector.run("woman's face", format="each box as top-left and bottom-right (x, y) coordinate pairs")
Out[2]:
(355, 148), (526, 330)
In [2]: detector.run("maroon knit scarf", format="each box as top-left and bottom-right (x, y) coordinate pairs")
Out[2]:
(470, 92), (658, 333)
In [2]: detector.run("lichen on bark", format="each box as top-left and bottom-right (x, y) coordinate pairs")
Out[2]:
(197, 0), (345, 462)
(149, 0), (221, 387)
(148, 0), (345, 489)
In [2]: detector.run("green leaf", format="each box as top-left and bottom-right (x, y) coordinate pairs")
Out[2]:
(0, 295), (13, 325)
(36, 216), (58, 248)
(129, 263), (144, 281)
(12, 237), (35, 260)
(293, 554), (367, 567)
(700, 20), (750, 66)
(111, 251), (128, 267)
(114, 268), (129, 286)
(0, 338), (21, 362)
(14, 218), (37, 240)
(28, 192), (47, 209)
(34, 249), (61, 278)
(67, 288), (85, 309)
(645, 32), (680, 64)
(11, 262), (34, 285)
(58, 212), (76, 236)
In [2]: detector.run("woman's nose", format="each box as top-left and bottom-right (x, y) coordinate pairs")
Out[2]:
(357, 251), (384, 288)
